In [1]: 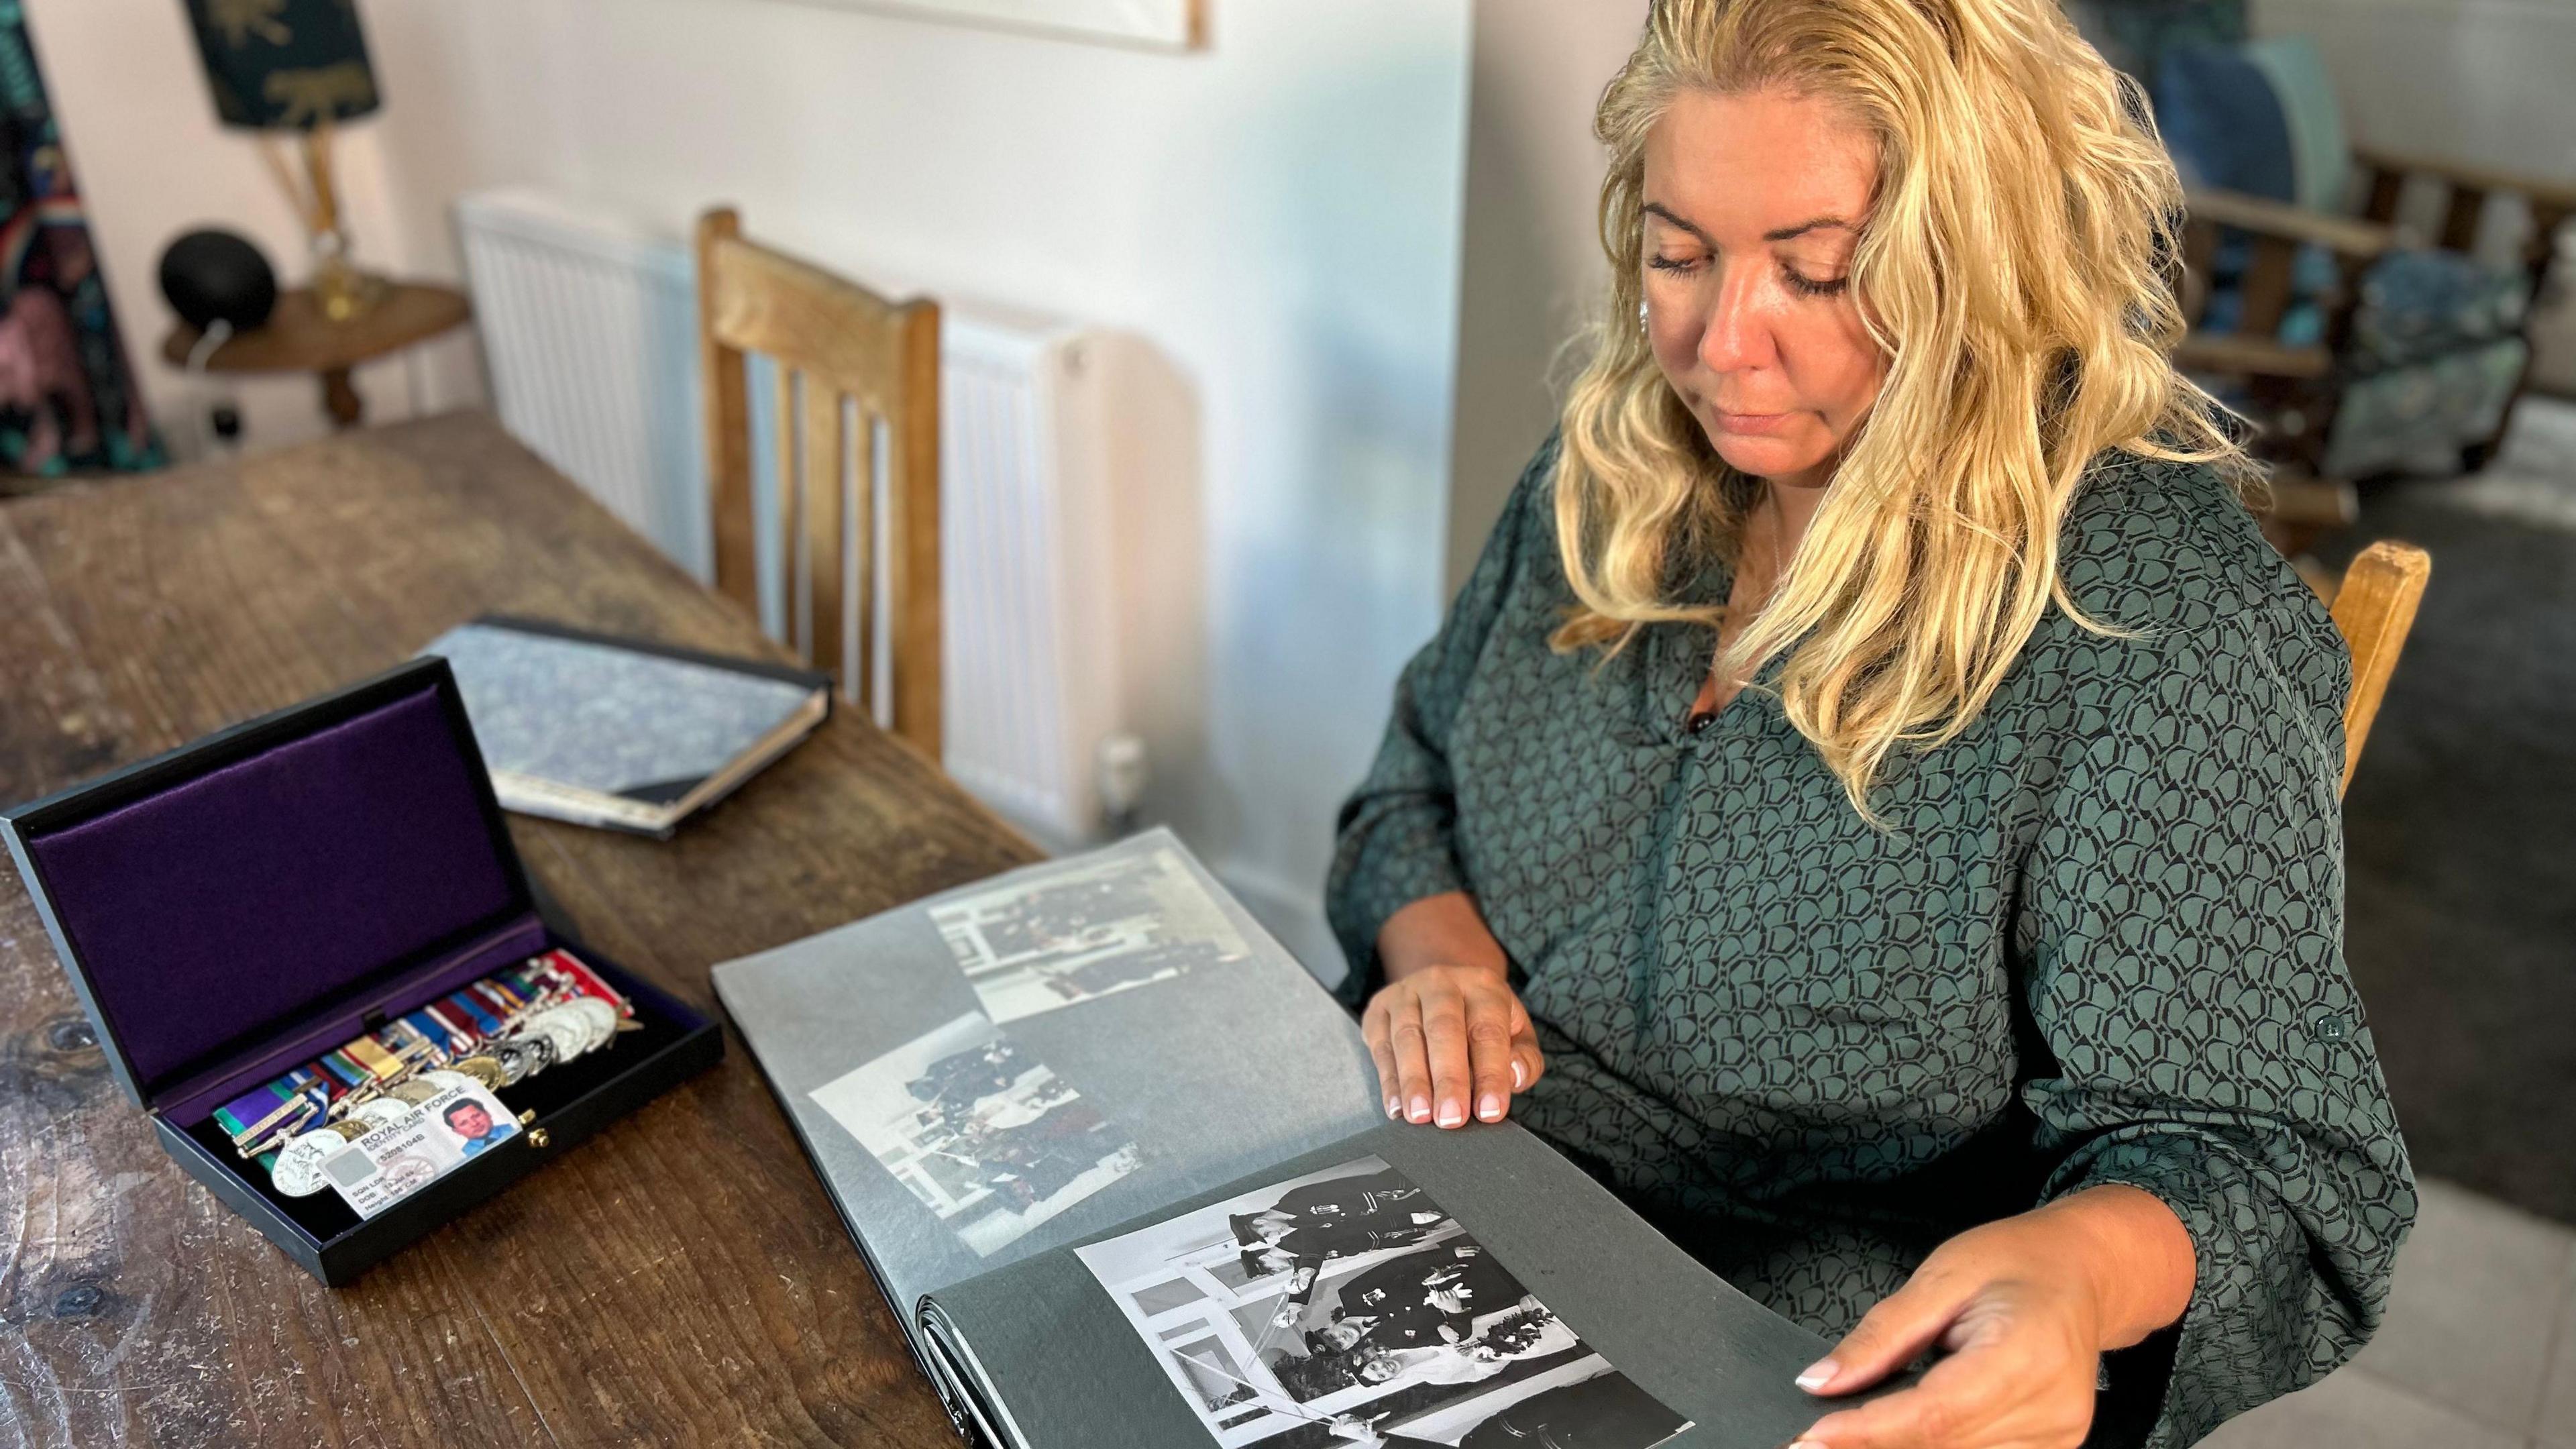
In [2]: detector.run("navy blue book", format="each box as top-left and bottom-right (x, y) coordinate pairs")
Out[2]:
(419, 616), (830, 839)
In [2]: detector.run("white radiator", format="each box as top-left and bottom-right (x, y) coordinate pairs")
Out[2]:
(454, 186), (1130, 847)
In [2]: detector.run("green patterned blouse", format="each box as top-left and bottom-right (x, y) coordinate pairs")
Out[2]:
(1324, 434), (2414, 1449)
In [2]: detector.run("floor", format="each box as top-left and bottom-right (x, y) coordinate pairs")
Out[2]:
(2206, 397), (2576, 1448)
(2309, 396), (2576, 1222)
(2204, 1177), (2576, 1449)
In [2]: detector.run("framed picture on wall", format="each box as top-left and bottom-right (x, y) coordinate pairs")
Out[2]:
(791, 0), (1202, 50)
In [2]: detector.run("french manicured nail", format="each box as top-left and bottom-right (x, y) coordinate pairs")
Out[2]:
(1385, 1096), (1400, 1119)
(1477, 1093), (1504, 1122)
(1788, 1440), (1827, 1449)
(1510, 1059), (1525, 1090)
(1407, 1095), (1431, 1123)
(1435, 1099), (1464, 1128)
(1795, 1359), (1838, 1392)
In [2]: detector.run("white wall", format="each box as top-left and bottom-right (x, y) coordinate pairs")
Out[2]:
(23, 0), (487, 461)
(1445, 0), (1648, 591)
(2250, 0), (2576, 393)
(27, 0), (1476, 974)
(2253, 0), (2576, 186)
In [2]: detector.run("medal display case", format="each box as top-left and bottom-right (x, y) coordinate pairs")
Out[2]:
(1, 658), (723, 1285)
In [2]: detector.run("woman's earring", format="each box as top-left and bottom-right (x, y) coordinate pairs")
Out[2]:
(1638, 300), (1650, 335)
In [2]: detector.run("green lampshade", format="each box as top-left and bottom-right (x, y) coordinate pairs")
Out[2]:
(182, 0), (381, 131)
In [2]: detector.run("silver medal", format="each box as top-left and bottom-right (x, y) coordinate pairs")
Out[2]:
(519, 1008), (588, 1065)
(566, 999), (617, 1055)
(270, 1130), (353, 1197)
(491, 1036), (545, 1083)
(351, 1097), (418, 1132)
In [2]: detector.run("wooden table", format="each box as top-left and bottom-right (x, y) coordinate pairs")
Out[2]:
(160, 283), (473, 430)
(0, 412), (1034, 1446)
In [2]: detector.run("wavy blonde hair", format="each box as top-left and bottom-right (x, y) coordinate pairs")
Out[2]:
(1554, 0), (2263, 822)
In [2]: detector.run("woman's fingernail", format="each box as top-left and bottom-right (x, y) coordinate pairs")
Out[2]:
(1435, 1099), (1464, 1128)
(1788, 1440), (1828, 1449)
(1385, 1096), (1400, 1119)
(1795, 1358), (1838, 1392)
(1510, 1059), (1525, 1090)
(1477, 1093), (1503, 1121)
(1407, 1095), (1431, 1123)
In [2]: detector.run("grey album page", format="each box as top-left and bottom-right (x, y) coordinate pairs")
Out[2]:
(710, 828), (1387, 1338)
(929, 1121), (1854, 1449)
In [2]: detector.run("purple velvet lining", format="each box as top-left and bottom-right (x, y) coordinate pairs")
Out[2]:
(159, 916), (547, 1124)
(27, 683), (520, 1097)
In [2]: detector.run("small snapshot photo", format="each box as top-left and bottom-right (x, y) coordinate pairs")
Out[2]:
(1074, 1156), (1692, 1448)
(809, 1012), (1143, 1256)
(933, 845), (1252, 1023)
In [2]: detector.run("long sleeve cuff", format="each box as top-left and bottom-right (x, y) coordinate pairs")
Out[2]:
(1323, 798), (1467, 1010)
(2041, 1130), (2348, 1449)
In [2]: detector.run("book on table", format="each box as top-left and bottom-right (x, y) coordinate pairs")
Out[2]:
(419, 615), (831, 839)
(714, 828), (1860, 1449)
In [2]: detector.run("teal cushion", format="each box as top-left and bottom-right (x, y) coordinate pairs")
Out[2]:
(2241, 36), (2351, 215)
(2155, 42), (2296, 201)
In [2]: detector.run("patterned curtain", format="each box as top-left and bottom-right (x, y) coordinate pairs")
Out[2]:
(0, 1), (162, 476)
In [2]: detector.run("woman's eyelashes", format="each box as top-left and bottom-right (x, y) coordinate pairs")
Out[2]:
(1644, 252), (1849, 298)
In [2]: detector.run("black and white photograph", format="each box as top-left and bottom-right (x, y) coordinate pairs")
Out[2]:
(809, 1013), (1144, 1256)
(1075, 1157), (1691, 1448)
(933, 845), (1253, 1023)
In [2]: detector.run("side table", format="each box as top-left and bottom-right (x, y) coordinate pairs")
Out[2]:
(160, 282), (472, 429)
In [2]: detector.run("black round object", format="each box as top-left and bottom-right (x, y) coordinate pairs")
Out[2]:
(158, 229), (278, 333)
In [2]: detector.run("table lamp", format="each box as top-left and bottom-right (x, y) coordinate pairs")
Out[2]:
(181, 0), (386, 322)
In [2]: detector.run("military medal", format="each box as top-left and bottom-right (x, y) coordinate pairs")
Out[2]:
(351, 1097), (417, 1132)
(270, 1130), (354, 1197)
(490, 1037), (545, 1085)
(341, 1034), (406, 1083)
(211, 949), (633, 1169)
(515, 1007), (588, 1066)
(449, 1055), (506, 1091)
(565, 999), (616, 1054)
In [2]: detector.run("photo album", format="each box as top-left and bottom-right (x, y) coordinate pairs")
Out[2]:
(714, 830), (1860, 1449)
(421, 616), (831, 837)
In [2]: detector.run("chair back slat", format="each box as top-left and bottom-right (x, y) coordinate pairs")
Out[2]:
(803, 376), (849, 711)
(695, 206), (941, 763)
(2329, 539), (2431, 797)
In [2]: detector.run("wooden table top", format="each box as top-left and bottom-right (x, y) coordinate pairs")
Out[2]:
(0, 411), (1035, 1446)
(160, 283), (472, 374)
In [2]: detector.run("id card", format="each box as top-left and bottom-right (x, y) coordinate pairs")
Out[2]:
(322, 1081), (521, 1218)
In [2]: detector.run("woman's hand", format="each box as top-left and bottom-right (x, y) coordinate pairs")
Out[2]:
(1363, 892), (1542, 1127)
(1362, 965), (1544, 1126)
(1790, 1186), (2196, 1449)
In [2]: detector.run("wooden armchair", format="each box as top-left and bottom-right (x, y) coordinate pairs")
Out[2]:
(2178, 154), (2574, 481)
(2329, 539), (2431, 798)
(2174, 186), (2392, 478)
(2353, 145), (2576, 467)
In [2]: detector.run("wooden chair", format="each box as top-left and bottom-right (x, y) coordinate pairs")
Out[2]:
(2328, 539), (2431, 798)
(2173, 166), (2573, 482)
(696, 205), (943, 762)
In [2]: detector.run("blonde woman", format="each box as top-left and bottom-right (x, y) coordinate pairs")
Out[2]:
(1324, 2), (2413, 1446)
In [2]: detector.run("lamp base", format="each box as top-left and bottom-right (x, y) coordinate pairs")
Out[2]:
(309, 230), (386, 323)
